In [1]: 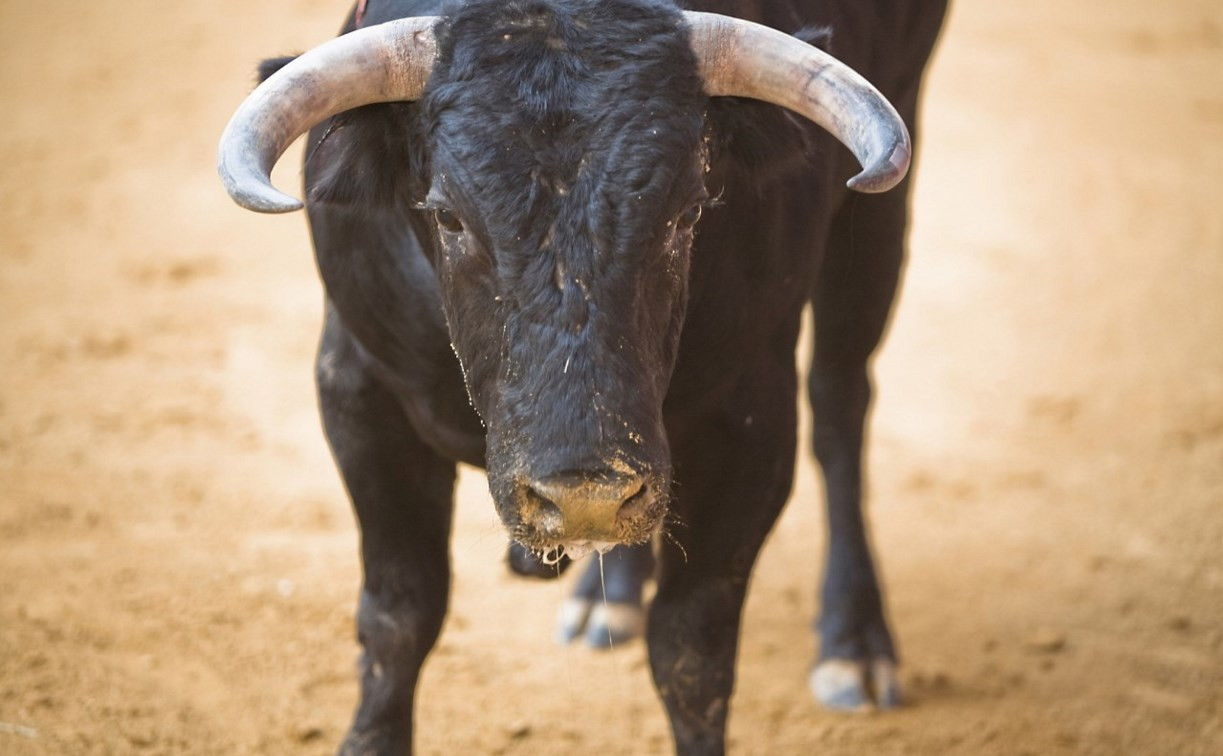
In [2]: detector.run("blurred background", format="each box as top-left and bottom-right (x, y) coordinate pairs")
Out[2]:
(1, 1), (1220, 753)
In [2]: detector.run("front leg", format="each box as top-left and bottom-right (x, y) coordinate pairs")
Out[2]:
(650, 373), (798, 754)
(317, 308), (455, 755)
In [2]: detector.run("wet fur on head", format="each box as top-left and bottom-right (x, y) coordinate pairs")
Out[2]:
(257, 2), (831, 220)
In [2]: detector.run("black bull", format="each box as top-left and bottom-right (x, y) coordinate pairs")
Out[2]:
(219, 0), (947, 752)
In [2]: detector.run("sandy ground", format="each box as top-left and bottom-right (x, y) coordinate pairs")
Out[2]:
(2, 0), (1221, 754)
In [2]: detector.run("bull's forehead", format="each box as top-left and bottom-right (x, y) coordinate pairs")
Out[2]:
(430, 111), (704, 274)
(426, 0), (707, 225)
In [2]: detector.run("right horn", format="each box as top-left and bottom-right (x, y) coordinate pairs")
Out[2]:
(684, 12), (910, 193)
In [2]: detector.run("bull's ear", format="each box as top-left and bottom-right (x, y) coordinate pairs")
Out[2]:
(702, 25), (833, 192)
(256, 55), (298, 84)
(704, 97), (814, 189)
(304, 102), (428, 216)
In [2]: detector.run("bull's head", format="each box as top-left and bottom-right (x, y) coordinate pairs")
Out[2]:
(218, 1), (909, 560)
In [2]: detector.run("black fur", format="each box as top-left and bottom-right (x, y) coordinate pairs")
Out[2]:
(255, 54), (296, 83)
(253, 1), (950, 752)
(412, 0), (706, 544)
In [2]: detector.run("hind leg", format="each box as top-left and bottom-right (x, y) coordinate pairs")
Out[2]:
(807, 183), (910, 710)
(807, 6), (947, 703)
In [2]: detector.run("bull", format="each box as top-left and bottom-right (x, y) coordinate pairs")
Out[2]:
(218, 0), (947, 752)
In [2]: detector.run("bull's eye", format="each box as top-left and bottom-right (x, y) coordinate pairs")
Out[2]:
(434, 208), (465, 234)
(677, 204), (703, 229)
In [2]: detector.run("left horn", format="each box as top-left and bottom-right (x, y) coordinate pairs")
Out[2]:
(217, 17), (438, 213)
(684, 11), (910, 193)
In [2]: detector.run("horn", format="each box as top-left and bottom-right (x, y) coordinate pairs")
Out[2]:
(217, 17), (438, 213)
(684, 11), (910, 193)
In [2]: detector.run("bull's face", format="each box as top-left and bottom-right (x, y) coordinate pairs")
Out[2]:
(421, 5), (708, 556)
(218, 2), (912, 558)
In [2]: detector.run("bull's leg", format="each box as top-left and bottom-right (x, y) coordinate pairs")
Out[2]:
(555, 543), (655, 647)
(317, 310), (455, 755)
(649, 373), (798, 755)
(807, 185), (909, 711)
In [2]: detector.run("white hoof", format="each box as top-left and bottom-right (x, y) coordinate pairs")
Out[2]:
(810, 658), (904, 711)
(810, 659), (873, 712)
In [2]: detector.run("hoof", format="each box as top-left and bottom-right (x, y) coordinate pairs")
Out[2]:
(556, 598), (594, 644)
(810, 658), (904, 711)
(583, 602), (646, 649)
(810, 659), (873, 711)
(556, 600), (645, 648)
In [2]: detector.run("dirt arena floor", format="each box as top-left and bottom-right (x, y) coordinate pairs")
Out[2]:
(2, 1), (1221, 754)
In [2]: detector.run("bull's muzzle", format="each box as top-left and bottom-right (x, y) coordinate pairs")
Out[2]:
(517, 470), (658, 547)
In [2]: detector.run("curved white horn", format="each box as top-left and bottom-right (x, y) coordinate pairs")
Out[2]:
(217, 17), (438, 213)
(685, 11), (911, 193)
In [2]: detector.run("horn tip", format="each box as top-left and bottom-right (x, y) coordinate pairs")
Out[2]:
(236, 191), (305, 214)
(220, 173), (305, 213)
(846, 142), (911, 194)
(218, 134), (305, 213)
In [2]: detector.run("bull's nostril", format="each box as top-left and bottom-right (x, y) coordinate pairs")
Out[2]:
(621, 479), (645, 502)
(523, 471), (655, 540)
(523, 488), (565, 536)
(617, 481), (652, 521)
